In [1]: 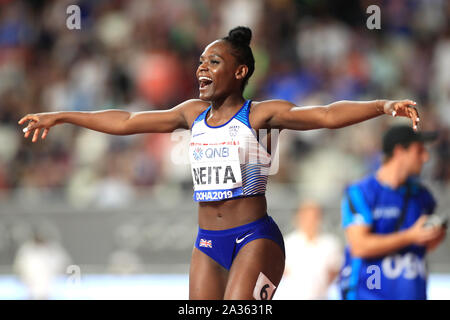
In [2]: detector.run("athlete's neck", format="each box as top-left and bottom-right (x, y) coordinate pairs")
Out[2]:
(376, 160), (409, 189)
(210, 95), (246, 114)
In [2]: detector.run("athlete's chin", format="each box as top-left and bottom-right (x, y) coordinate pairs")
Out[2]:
(198, 94), (211, 101)
(198, 90), (214, 101)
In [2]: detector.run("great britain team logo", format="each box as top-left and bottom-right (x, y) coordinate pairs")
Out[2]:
(199, 239), (212, 248)
(193, 147), (203, 161)
(229, 125), (240, 137)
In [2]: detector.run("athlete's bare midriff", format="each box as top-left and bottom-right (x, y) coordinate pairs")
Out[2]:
(198, 195), (267, 230)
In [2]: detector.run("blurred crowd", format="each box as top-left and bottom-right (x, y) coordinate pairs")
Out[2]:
(0, 0), (449, 208)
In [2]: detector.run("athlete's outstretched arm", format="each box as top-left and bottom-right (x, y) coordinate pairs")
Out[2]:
(18, 99), (208, 142)
(264, 99), (419, 131)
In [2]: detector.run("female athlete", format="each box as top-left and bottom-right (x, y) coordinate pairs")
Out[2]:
(18, 26), (420, 300)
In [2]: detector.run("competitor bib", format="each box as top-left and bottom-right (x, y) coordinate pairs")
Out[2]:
(189, 100), (274, 202)
(189, 143), (243, 202)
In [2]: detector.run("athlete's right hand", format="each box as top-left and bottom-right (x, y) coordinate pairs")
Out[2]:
(407, 215), (443, 246)
(18, 113), (60, 142)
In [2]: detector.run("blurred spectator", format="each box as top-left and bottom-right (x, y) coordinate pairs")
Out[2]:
(13, 228), (71, 299)
(278, 201), (343, 300)
(339, 125), (446, 300)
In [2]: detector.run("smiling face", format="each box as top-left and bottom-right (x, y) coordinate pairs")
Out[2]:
(196, 40), (248, 101)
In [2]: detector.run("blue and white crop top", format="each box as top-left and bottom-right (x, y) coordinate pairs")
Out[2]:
(189, 100), (276, 202)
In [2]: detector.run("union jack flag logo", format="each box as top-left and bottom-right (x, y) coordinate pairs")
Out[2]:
(199, 238), (212, 248)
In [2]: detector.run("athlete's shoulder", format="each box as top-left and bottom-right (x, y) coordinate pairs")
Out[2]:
(177, 99), (210, 128)
(250, 99), (295, 112)
(177, 99), (210, 112)
(248, 99), (294, 129)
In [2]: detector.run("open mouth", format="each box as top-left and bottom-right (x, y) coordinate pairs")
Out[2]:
(199, 76), (213, 89)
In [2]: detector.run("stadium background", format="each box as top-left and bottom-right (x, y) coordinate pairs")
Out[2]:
(0, 0), (449, 299)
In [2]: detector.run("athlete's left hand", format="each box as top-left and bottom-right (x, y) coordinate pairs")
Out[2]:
(383, 100), (420, 131)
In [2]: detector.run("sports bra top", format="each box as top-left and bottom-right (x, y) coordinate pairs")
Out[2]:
(189, 100), (276, 202)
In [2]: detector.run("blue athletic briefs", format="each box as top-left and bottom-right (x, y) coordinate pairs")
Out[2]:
(339, 174), (436, 300)
(195, 214), (285, 270)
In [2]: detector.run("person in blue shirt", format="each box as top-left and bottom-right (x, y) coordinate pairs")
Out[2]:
(340, 125), (447, 300)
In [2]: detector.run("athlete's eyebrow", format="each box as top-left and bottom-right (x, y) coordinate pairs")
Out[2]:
(199, 54), (224, 60)
(209, 54), (223, 60)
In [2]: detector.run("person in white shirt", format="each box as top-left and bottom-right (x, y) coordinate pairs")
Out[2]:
(278, 201), (343, 300)
(13, 230), (71, 300)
